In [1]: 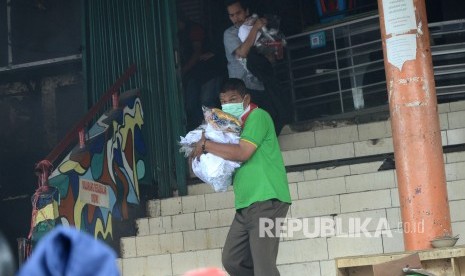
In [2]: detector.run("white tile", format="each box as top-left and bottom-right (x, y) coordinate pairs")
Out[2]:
(287, 171), (305, 183)
(161, 197), (182, 216)
(205, 227), (229, 249)
(172, 213), (195, 232)
(278, 131), (316, 150)
(439, 112), (449, 130)
(159, 232), (184, 254)
(149, 216), (171, 235)
(205, 191), (235, 211)
(195, 209), (235, 229)
(447, 128), (465, 145)
(278, 261), (321, 275)
(136, 218), (149, 236)
(446, 151), (465, 164)
(446, 162), (465, 181)
(447, 180), (465, 201)
(442, 130), (448, 146)
(135, 235), (160, 256)
(282, 149), (310, 166)
(298, 177), (346, 199)
(317, 165), (351, 179)
(450, 200), (465, 222)
(183, 229), (208, 251)
(340, 190), (392, 213)
(438, 102), (450, 113)
(382, 228), (404, 253)
(386, 207), (402, 230)
(289, 182), (299, 201)
(452, 221), (465, 246)
(116, 258), (122, 275)
(314, 126), (359, 147)
(450, 100), (465, 112)
(391, 188), (400, 207)
(349, 161), (383, 175)
(345, 170), (395, 193)
(277, 238), (328, 264)
(358, 121), (392, 141)
(291, 196), (340, 218)
(320, 259), (337, 276)
(335, 209), (387, 234)
(122, 257), (147, 276)
(303, 169), (318, 181)
(120, 237), (136, 258)
(171, 249), (223, 275)
(309, 143), (355, 163)
(188, 183), (214, 195)
(147, 200), (161, 217)
(182, 195), (206, 214)
(327, 234), (383, 259)
(354, 138), (393, 157)
(146, 254), (173, 276)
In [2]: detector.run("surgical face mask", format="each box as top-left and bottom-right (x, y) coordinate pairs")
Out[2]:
(222, 101), (244, 118)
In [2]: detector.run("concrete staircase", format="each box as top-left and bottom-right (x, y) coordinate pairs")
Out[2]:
(117, 100), (465, 276)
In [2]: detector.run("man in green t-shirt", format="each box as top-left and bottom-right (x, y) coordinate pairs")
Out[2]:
(191, 78), (291, 276)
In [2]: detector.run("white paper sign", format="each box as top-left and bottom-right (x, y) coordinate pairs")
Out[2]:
(382, 0), (416, 35)
(386, 34), (417, 70)
(79, 179), (110, 208)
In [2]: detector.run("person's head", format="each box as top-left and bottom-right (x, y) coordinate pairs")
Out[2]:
(219, 78), (251, 118)
(225, 0), (250, 27)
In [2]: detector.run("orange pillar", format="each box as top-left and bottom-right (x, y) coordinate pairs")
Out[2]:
(377, 0), (452, 250)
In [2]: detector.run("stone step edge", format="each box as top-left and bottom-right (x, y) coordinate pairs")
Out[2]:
(120, 226), (230, 258)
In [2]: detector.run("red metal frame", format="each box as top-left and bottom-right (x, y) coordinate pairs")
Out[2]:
(43, 64), (136, 164)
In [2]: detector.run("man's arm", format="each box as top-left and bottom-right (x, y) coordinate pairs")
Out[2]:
(191, 134), (256, 162)
(234, 18), (266, 58)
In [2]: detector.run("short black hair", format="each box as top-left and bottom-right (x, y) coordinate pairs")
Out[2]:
(220, 78), (249, 97)
(224, 0), (248, 11)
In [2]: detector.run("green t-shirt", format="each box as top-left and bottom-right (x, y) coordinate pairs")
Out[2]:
(233, 108), (291, 209)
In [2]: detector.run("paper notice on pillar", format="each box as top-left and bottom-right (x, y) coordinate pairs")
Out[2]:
(386, 34), (416, 71)
(79, 178), (110, 208)
(382, 0), (416, 35)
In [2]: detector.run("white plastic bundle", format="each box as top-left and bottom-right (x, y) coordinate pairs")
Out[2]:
(179, 108), (242, 192)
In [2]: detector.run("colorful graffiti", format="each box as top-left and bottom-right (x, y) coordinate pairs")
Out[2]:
(46, 95), (146, 240)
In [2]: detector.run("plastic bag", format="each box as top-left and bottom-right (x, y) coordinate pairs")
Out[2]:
(179, 107), (242, 192)
(238, 14), (286, 58)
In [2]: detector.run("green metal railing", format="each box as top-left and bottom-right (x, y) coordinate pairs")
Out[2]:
(83, 0), (187, 197)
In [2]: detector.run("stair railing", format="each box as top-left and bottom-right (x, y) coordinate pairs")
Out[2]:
(19, 64), (137, 266)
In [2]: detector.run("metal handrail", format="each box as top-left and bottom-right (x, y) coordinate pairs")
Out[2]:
(44, 64), (136, 164)
(283, 15), (465, 122)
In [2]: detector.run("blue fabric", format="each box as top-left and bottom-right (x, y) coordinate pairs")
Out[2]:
(18, 226), (119, 276)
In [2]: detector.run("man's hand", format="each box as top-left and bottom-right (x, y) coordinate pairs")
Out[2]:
(190, 131), (206, 160)
(252, 17), (267, 31)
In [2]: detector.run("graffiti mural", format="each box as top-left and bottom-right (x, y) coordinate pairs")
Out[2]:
(47, 95), (146, 241)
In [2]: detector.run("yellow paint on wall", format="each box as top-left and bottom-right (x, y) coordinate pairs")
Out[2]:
(94, 213), (113, 240)
(58, 159), (86, 174)
(34, 201), (59, 226)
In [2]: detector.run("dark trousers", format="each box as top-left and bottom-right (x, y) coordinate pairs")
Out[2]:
(222, 199), (290, 276)
(246, 48), (292, 135)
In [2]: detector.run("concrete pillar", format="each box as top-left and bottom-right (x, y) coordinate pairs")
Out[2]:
(377, 0), (452, 250)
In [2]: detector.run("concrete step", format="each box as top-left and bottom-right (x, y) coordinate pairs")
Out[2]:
(118, 100), (465, 275)
(119, 154), (465, 275)
(279, 107), (465, 166)
(117, 248), (223, 276)
(148, 154), (465, 219)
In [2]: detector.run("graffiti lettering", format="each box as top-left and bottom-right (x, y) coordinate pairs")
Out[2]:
(82, 180), (107, 194)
